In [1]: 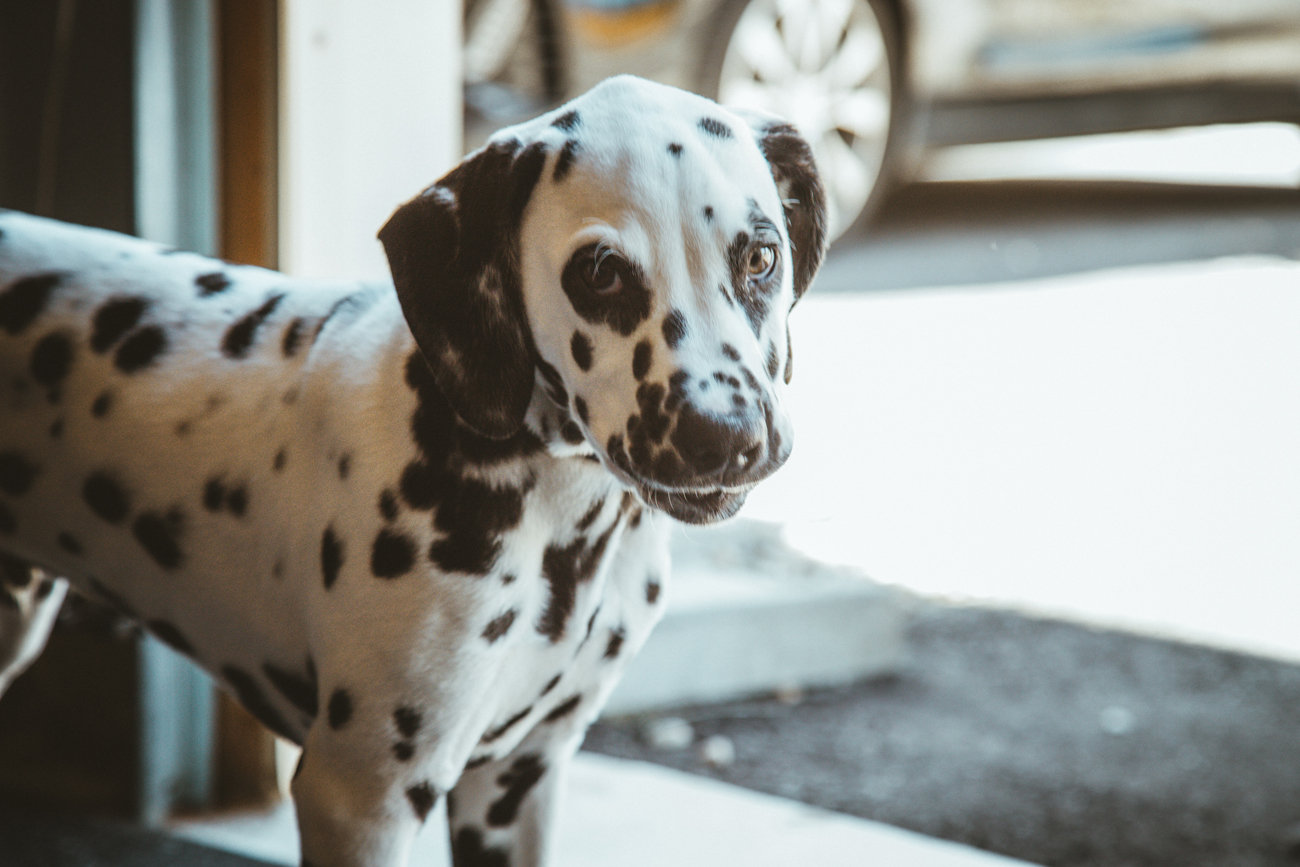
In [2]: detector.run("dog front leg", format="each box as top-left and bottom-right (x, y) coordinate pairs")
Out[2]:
(446, 729), (584, 867)
(292, 730), (438, 867)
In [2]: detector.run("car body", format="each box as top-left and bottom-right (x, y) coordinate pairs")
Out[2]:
(465, 0), (1300, 237)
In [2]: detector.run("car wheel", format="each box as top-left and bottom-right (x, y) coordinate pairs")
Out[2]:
(701, 0), (906, 240)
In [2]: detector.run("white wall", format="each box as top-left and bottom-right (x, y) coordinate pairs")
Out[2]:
(279, 0), (461, 281)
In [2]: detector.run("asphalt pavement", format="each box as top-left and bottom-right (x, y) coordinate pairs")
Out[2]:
(585, 602), (1300, 867)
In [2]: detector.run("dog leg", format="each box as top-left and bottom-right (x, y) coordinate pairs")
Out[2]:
(446, 726), (585, 867)
(0, 554), (68, 698)
(291, 730), (432, 867)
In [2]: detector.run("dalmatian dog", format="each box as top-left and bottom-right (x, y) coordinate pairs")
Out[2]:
(0, 76), (825, 866)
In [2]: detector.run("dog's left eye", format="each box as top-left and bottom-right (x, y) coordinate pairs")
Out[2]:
(747, 245), (777, 281)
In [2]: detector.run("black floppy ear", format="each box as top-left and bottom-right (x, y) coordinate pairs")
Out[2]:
(737, 114), (828, 304)
(379, 139), (548, 439)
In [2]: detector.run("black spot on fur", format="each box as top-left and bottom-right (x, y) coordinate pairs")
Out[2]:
(501, 572), (516, 585)
(464, 755), (492, 772)
(570, 331), (593, 371)
(668, 142), (683, 156)
(699, 117), (732, 138)
(552, 109), (580, 131)
(263, 660), (319, 718)
(536, 358), (568, 406)
(543, 694), (581, 724)
(226, 486), (248, 517)
(604, 626), (626, 659)
(378, 489), (399, 521)
(661, 310), (687, 349)
(541, 674), (562, 696)
(394, 706), (422, 738)
(561, 421), (584, 444)
(453, 828), (509, 867)
(482, 609), (517, 643)
(576, 499), (603, 532)
(553, 139), (578, 182)
(57, 532), (82, 554)
(327, 688), (352, 729)
(1, 273), (63, 334)
(536, 522), (617, 641)
(273, 449), (286, 472)
(48, 418), (63, 438)
(223, 665), (300, 744)
(35, 577), (53, 600)
(148, 620), (196, 656)
(281, 318), (306, 357)
(203, 478), (225, 511)
(0, 452), (37, 496)
(393, 741), (415, 762)
(481, 706), (532, 744)
(487, 754), (546, 827)
(83, 472), (129, 523)
(133, 511), (183, 569)
(371, 528), (416, 579)
(646, 578), (661, 604)
(704, 205), (714, 221)
(632, 340), (652, 380)
(722, 343), (741, 362)
(427, 477), (525, 575)
(223, 293), (286, 359)
(337, 453), (351, 479)
(30, 332), (73, 397)
(766, 341), (780, 379)
(115, 325), (167, 373)
(91, 297), (147, 352)
(91, 391), (112, 417)
(313, 291), (378, 343)
(195, 272), (231, 296)
(321, 526), (343, 589)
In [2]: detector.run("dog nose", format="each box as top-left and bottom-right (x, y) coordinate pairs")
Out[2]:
(671, 404), (765, 478)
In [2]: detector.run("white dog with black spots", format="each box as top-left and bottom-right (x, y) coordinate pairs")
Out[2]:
(0, 76), (826, 867)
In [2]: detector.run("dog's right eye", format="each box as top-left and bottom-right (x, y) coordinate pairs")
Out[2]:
(572, 246), (625, 295)
(582, 259), (623, 295)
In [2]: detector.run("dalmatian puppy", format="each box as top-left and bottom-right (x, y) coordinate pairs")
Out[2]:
(0, 76), (825, 866)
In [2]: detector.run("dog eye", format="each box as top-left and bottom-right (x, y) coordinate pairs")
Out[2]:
(584, 260), (622, 294)
(578, 250), (624, 295)
(747, 245), (777, 281)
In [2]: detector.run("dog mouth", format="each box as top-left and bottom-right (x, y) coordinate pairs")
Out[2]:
(634, 482), (751, 525)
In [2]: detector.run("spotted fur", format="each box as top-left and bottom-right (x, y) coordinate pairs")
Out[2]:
(0, 76), (824, 867)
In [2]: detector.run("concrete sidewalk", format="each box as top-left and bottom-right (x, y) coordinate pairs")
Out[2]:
(175, 752), (1039, 867)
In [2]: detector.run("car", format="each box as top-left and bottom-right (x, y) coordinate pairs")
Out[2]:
(463, 0), (1300, 240)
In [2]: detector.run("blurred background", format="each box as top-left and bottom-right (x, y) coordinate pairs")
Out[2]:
(1, 1), (1299, 865)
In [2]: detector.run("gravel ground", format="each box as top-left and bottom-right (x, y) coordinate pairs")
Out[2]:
(584, 603), (1300, 867)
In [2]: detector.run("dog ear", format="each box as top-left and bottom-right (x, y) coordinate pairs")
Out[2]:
(379, 139), (548, 439)
(736, 113), (828, 304)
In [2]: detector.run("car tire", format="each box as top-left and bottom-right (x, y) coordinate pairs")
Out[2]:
(699, 0), (907, 241)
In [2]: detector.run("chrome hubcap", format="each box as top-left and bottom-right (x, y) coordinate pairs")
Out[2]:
(719, 0), (892, 238)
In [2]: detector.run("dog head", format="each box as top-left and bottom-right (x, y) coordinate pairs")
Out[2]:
(380, 76), (826, 523)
